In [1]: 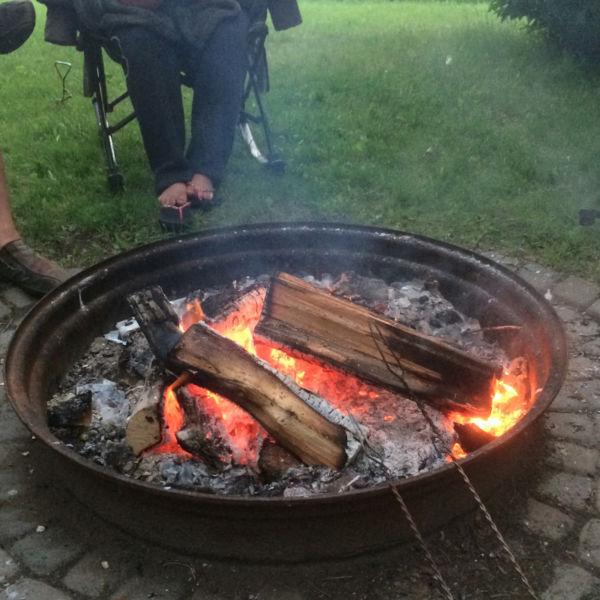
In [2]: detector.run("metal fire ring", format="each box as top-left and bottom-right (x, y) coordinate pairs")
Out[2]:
(4, 223), (567, 561)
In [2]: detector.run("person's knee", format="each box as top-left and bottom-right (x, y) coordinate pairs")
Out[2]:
(112, 27), (168, 73)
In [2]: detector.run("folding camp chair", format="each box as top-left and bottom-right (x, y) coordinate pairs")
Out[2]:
(77, 17), (285, 193)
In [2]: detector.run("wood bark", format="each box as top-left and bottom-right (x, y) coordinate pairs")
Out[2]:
(128, 286), (348, 470)
(255, 273), (502, 414)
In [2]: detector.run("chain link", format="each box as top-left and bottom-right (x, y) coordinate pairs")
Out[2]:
(389, 484), (456, 600)
(451, 459), (540, 600)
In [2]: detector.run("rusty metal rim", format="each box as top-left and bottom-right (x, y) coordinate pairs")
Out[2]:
(5, 222), (568, 509)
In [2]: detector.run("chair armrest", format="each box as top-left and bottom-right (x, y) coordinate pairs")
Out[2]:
(39, 2), (78, 46)
(267, 0), (302, 31)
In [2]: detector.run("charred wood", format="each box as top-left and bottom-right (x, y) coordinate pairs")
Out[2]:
(201, 282), (266, 321)
(176, 427), (232, 470)
(454, 423), (495, 453)
(258, 439), (302, 481)
(174, 387), (233, 470)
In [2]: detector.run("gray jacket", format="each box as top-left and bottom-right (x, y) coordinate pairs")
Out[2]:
(38, 0), (300, 47)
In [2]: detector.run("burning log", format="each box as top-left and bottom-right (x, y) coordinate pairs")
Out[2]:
(201, 281), (266, 321)
(258, 439), (302, 481)
(255, 273), (502, 414)
(175, 387), (233, 470)
(454, 423), (495, 452)
(128, 287), (348, 470)
(125, 383), (163, 455)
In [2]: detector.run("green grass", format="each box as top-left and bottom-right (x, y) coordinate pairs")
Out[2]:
(2, 0), (600, 280)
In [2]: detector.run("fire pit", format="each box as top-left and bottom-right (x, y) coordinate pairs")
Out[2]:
(5, 223), (566, 561)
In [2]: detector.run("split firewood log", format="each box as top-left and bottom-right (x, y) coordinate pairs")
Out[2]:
(255, 273), (502, 414)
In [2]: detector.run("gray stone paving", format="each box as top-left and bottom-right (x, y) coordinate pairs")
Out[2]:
(0, 578), (73, 600)
(62, 549), (134, 598)
(0, 548), (18, 583)
(552, 276), (600, 310)
(546, 441), (599, 476)
(541, 564), (600, 600)
(11, 527), (85, 577)
(2, 259), (600, 599)
(523, 499), (575, 541)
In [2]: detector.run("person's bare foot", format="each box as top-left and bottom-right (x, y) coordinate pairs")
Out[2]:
(158, 182), (189, 208)
(187, 173), (215, 206)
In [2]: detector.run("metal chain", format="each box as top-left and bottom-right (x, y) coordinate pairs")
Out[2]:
(369, 323), (540, 600)
(389, 484), (456, 600)
(451, 458), (540, 600)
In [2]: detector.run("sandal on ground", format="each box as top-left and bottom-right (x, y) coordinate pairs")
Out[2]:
(158, 202), (192, 232)
(0, 239), (72, 296)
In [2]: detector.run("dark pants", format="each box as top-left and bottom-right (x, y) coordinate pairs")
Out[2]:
(114, 13), (249, 195)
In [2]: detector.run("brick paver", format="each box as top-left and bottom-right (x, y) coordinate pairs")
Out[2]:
(524, 499), (575, 541)
(11, 527), (85, 577)
(552, 276), (600, 310)
(542, 564), (600, 600)
(0, 578), (73, 600)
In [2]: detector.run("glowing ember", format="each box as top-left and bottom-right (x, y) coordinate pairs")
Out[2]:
(450, 443), (467, 459)
(152, 381), (189, 456)
(186, 384), (264, 464)
(450, 376), (526, 438)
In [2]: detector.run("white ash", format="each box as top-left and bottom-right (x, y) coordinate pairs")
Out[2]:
(76, 379), (127, 428)
(49, 270), (507, 497)
(306, 272), (505, 365)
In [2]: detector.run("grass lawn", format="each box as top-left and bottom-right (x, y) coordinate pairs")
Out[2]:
(1, 0), (600, 280)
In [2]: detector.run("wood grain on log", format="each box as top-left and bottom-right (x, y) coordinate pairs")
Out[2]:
(255, 273), (501, 414)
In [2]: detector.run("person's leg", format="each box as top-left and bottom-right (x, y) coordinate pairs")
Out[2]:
(184, 12), (250, 203)
(113, 27), (190, 206)
(0, 152), (72, 295)
(0, 152), (21, 247)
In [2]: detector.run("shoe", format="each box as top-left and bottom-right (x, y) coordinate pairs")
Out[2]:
(0, 0), (35, 55)
(0, 239), (73, 296)
(158, 203), (192, 232)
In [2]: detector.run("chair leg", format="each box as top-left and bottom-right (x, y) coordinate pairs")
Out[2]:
(240, 34), (286, 174)
(89, 45), (124, 193)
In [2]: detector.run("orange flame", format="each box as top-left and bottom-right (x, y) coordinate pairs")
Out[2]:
(179, 299), (205, 332)
(450, 377), (526, 438)
(450, 442), (467, 459)
(151, 381), (190, 456)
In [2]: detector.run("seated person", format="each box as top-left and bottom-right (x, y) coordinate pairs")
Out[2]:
(111, 0), (258, 218)
(0, 0), (72, 295)
(40, 0), (301, 227)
